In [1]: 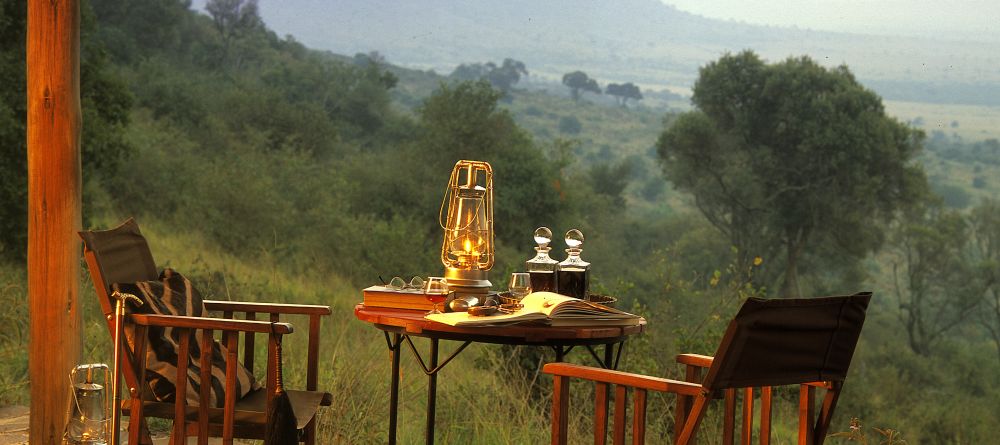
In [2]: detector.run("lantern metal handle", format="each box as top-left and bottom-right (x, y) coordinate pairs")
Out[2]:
(438, 160), (493, 231)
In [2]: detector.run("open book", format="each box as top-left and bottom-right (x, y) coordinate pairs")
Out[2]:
(425, 292), (644, 327)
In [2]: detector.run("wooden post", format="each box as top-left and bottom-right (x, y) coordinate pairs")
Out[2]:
(27, 0), (82, 443)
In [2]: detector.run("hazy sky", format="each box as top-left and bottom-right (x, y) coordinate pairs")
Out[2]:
(663, 0), (1000, 41)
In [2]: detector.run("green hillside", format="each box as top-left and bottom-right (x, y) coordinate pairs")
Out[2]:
(3, 1), (1000, 443)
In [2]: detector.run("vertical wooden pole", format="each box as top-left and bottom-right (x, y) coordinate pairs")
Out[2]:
(27, 0), (82, 443)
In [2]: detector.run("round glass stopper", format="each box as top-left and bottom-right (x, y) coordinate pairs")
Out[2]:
(534, 227), (552, 248)
(565, 229), (584, 249)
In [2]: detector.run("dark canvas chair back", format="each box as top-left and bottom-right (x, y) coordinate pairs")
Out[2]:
(78, 218), (158, 315)
(702, 292), (872, 391)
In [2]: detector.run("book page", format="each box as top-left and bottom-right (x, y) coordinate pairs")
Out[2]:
(425, 292), (644, 327)
(425, 309), (547, 326)
(521, 292), (639, 319)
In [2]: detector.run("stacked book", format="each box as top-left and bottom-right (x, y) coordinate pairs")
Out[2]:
(362, 286), (435, 311)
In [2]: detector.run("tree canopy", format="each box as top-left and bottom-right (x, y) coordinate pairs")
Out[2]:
(562, 71), (601, 102)
(0, 0), (133, 258)
(449, 58), (527, 96)
(605, 82), (642, 107)
(656, 50), (928, 297)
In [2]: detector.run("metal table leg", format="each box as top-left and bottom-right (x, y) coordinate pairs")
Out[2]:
(604, 342), (614, 370)
(385, 333), (403, 445)
(426, 338), (439, 445)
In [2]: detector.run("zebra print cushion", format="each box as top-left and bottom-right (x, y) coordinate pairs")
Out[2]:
(114, 268), (258, 407)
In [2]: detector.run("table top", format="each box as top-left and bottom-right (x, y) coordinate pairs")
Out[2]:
(354, 304), (646, 346)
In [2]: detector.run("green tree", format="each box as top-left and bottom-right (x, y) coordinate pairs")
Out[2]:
(605, 82), (642, 107)
(562, 70), (601, 102)
(206, 0), (261, 43)
(0, 0), (133, 258)
(970, 199), (1000, 364)
(449, 58), (527, 97)
(205, 0), (262, 66)
(0, 0), (27, 258)
(416, 81), (560, 245)
(485, 58), (527, 94)
(449, 62), (490, 81)
(890, 201), (981, 355)
(656, 51), (927, 297)
(88, 0), (190, 62)
(587, 160), (631, 208)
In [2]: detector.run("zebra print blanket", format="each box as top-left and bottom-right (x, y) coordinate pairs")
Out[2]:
(114, 268), (258, 407)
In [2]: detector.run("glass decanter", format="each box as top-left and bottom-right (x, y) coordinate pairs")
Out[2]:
(525, 227), (559, 293)
(557, 229), (589, 299)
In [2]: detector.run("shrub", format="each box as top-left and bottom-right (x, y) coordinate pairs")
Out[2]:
(558, 115), (582, 134)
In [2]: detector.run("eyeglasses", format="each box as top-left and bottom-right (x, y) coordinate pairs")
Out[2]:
(381, 275), (425, 291)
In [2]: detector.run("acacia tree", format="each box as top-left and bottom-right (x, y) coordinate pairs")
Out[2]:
(605, 82), (642, 107)
(562, 71), (601, 101)
(485, 58), (527, 94)
(890, 201), (982, 355)
(657, 51), (927, 297)
(449, 58), (527, 96)
(970, 199), (1000, 364)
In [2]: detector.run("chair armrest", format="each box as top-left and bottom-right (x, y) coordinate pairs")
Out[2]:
(203, 300), (332, 316)
(676, 353), (714, 368)
(204, 300), (329, 397)
(543, 363), (703, 396)
(129, 314), (294, 334)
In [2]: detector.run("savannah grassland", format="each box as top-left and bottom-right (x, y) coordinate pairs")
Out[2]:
(3, 1), (1000, 444)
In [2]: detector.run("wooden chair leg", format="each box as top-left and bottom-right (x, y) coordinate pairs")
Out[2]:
(198, 330), (214, 445)
(760, 386), (772, 445)
(595, 382), (609, 445)
(723, 389), (736, 445)
(741, 387), (754, 445)
(223, 334), (238, 445)
(305, 314), (322, 445)
(674, 365), (701, 443)
(676, 395), (710, 445)
(814, 383), (842, 445)
(632, 389), (647, 445)
(131, 326), (149, 445)
(552, 375), (570, 445)
(174, 328), (191, 444)
(613, 385), (628, 445)
(799, 385), (816, 445)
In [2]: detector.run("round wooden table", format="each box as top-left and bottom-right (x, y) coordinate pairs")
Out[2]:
(354, 303), (646, 445)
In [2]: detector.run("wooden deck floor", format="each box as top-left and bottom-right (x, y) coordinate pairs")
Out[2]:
(0, 406), (27, 445)
(0, 406), (255, 444)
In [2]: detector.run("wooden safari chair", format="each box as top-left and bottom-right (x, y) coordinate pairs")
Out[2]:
(79, 218), (332, 444)
(544, 292), (871, 445)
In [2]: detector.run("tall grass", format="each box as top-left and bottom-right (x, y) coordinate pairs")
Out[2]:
(0, 264), (28, 405)
(0, 225), (796, 443)
(13, 218), (992, 443)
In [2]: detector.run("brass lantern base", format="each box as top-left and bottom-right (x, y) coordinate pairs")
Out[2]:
(445, 267), (492, 302)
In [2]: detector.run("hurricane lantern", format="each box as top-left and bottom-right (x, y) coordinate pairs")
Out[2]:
(439, 160), (494, 297)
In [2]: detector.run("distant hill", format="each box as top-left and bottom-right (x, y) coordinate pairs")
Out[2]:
(232, 0), (1000, 106)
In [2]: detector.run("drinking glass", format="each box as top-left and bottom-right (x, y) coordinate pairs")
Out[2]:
(424, 277), (449, 314)
(508, 272), (532, 300)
